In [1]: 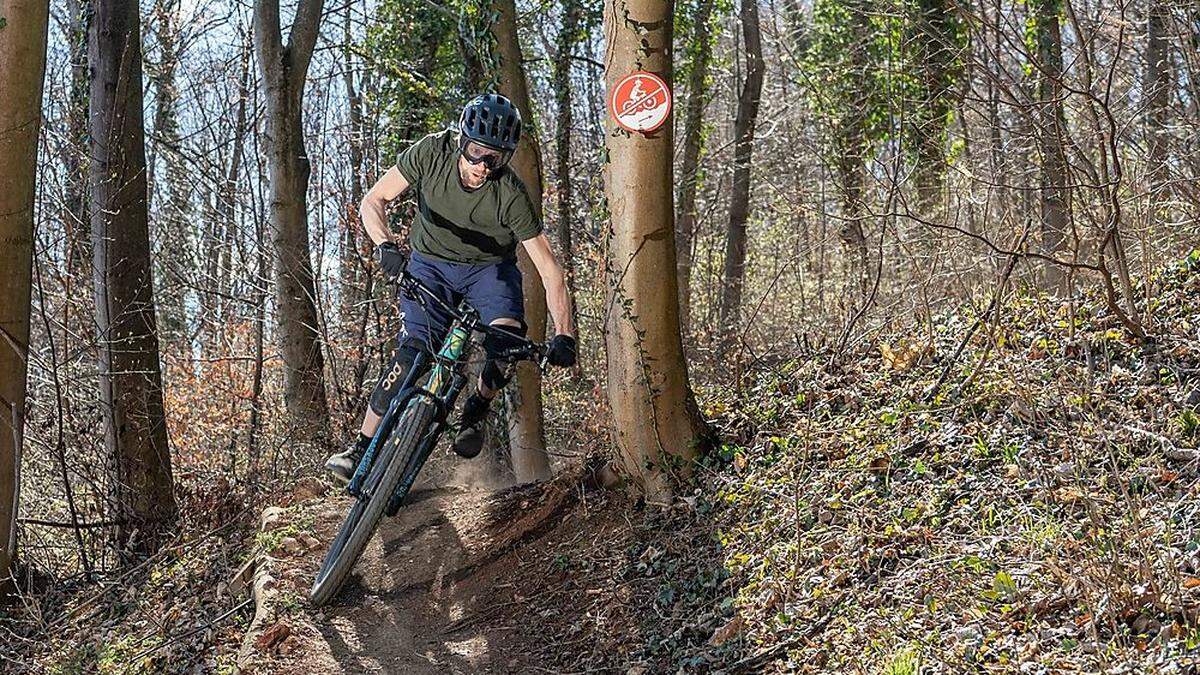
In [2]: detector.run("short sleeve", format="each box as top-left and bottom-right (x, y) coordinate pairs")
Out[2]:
(505, 180), (543, 242)
(396, 134), (433, 186)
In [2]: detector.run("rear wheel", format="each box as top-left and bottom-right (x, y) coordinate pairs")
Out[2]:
(309, 396), (437, 607)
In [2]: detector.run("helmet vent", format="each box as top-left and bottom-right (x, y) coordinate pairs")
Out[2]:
(458, 94), (522, 152)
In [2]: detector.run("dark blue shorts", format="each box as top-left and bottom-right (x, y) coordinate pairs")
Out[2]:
(399, 250), (525, 350)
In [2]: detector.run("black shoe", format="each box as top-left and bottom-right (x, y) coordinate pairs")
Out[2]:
(452, 393), (492, 459)
(324, 441), (366, 484)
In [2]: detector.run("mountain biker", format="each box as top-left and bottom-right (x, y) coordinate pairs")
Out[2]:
(325, 94), (577, 482)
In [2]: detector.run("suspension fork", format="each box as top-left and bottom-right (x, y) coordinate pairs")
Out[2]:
(382, 372), (470, 516)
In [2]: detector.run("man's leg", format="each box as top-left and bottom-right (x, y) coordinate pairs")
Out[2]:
(325, 339), (427, 482)
(478, 317), (523, 398)
(452, 257), (527, 459)
(363, 338), (427, 430)
(361, 409), (383, 438)
(451, 317), (526, 458)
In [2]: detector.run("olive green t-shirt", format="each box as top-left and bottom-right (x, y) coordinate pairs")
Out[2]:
(395, 129), (542, 264)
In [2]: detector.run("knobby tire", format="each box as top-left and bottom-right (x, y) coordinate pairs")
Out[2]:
(309, 397), (437, 607)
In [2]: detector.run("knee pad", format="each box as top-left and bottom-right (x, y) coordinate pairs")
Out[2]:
(481, 321), (526, 391)
(369, 340), (424, 415)
(482, 320), (527, 359)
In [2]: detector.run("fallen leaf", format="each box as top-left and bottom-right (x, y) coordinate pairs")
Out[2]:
(880, 339), (927, 371)
(709, 615), (744, 646)
(869, 455), (891, 474)
(1056, 487), (1084, 504)
(255, 621), (291, 652)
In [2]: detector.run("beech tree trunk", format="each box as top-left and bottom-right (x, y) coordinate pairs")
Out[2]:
(341, 3), (372, 404)
(837, 0), (872, 299)
(494, 0), (551, 482)
(212, 31), (252, 335)
(718, 0), (764, 328)
(911, 0), (959, 216)
(553, 0), (581, 303)
(1144, 0), (1170, 226)
(148, 0), (193, 342)
(0, 0), (51, 584)
(1031, 0), (1069, 293)
(63, 0), (91, 307)
(89, 0), (178, 557)
(253, 0), (330, 445)
(602, 0), (711, 503)
(675, 0), (715, 331)
(986, 0), (1007, 217)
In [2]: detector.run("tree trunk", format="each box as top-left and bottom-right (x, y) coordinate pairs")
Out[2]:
(602, 0), (711, 503)
(494, 0), (551, 482)
(1031, 0), (1069, 293)
(911, 0), (960, 216)
(213, 30), (253, 335)
(553, 0), (581, 304)
(836, 131), (870, 298)
(341, 2), (372, 404)
(836, 0), (872, 299)
(458, 12), (486, 92)
(89, 0), (178, 558)
(248, 149), (269, 465)
(1144, 0), (1170, 225)
(63, 0), (92, 310)
(0, 0), (50, 585)
(254, 0), (330, 446)
(149, 0), (193, 343)
(986, 0), (1007, 219)
(718, 0), (764, 328)
(341, 6), (366, 310)
(675, 0), (715, 332)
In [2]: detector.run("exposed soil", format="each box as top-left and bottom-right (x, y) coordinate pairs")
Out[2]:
(240, 470), (598, 674)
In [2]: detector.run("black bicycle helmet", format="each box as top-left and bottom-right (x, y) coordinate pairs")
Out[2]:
(459, 94), (522, 152)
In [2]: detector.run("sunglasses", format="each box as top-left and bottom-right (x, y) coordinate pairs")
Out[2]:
(461, 141), (511, 170)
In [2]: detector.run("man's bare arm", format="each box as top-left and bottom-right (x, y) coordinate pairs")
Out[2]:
(360, 167), (411, 246)
(521, 233), (575, 337)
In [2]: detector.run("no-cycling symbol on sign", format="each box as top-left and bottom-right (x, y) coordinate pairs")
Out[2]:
(608, 71), (672, 134)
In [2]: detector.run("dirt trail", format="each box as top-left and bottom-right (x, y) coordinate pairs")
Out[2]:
(241, 474), (578, 674)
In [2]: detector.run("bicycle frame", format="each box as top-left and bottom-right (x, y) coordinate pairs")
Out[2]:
(381, 317), (476, 513)
(346, 271), (542, 504)
(346, 302), (478, 499)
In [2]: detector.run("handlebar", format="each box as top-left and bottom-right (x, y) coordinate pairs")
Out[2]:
(394, 270), (545, 365)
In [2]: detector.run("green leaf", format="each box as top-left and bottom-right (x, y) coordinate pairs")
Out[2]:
(0, 17), (8, 30)
(993, 570), (1018, 601)
(1184, 249), (1200, 272)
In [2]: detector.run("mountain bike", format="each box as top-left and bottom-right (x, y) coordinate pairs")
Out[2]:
(309, 272), (544, 607)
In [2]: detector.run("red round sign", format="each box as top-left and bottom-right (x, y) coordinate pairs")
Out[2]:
(608, 71), (672, 134)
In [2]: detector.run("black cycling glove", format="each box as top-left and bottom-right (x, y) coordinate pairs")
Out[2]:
(546, 334), (577, 368)
(374, 242), (406, 278)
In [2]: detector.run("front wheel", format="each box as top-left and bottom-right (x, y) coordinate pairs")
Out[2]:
(309, 396), (437, 607)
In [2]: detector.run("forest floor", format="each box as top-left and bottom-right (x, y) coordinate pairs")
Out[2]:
(236, 459), (735, 675)
(10, 250), (1200, 674)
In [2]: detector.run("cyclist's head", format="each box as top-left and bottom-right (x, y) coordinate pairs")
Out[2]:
(458, 94), (521, 164)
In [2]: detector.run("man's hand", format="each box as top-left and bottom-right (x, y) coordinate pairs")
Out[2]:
(546, 334), (576, 368)
(374, 242), (406, 278)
